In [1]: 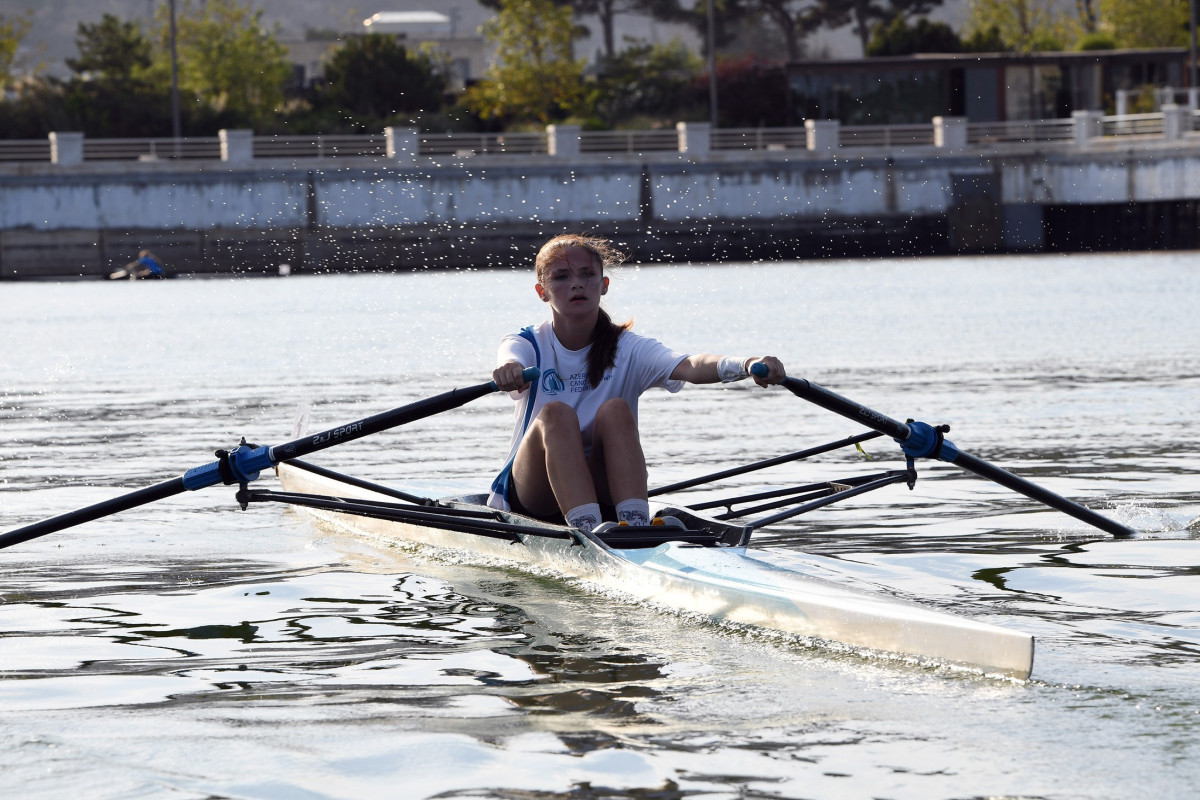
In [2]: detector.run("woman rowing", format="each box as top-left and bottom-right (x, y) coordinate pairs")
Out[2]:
(488, 233), (786, 532)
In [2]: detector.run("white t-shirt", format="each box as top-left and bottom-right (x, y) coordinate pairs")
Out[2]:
(487, 320), (687, 510)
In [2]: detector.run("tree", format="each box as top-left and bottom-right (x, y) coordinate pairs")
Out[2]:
(675, 0), (943, 62)
(589, 39), (702, 125)
(462, 0), (587, 124)
(841, 0), (943, 54)
(1097, 0), (1189, 48)
(0, 9), (33, 90)
(321, 35), (446, 120)
(479, 0), (684, 61)
(1076, 0), (1100, 34)
(575, 0), (684, 59)
(674, 0), (762, 55)
(755, 0), (838, 62)
(154, 0), (292, 126)
(867, 16), (962, 56)
(67, 14), (151, 81)
(692, 56), (790, 126)
(63, 14), (170, 137)
(964, 0), (1077, 52)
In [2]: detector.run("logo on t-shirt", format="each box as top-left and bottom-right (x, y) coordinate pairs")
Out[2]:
(541, 369), (566, 395)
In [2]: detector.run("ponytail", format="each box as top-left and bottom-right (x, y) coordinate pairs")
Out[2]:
(588, 308), (633, 389)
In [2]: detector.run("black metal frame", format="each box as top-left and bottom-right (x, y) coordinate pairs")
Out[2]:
(250, 432), (917, 550)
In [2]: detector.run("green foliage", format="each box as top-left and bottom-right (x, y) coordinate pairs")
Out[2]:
(960, 24), (1009, 52)
(866, 16), (962, 56)
(1125, 84), (1159, 113)
(67, 14), (151, 80)
(589, 39), (702, 126)
(0, 9), (33, 89)
(0, 79), (73, 139)
(61, 78), (173, 138)
(55, 13), (172, 137)
(320, 35), (447, 121)
(841, 0), (949, 54)
(964, 0), (1078, 52)
(1076, 31), (1117, 50)
(462, 0), (587, 124)
(154, 0), (292, 126)
(1098, 0), (1189, 48)
(477, 0), (686, 60)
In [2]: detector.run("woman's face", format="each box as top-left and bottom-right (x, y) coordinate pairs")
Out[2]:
(536, 245), (609, 318)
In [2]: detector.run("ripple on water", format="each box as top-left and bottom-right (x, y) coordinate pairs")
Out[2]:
(2, 257), (1200, 798)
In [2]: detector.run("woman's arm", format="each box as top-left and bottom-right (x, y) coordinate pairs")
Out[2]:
(670, 354), (786, 386)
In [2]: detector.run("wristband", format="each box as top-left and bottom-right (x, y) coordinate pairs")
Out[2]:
(717, 356), (752, 383)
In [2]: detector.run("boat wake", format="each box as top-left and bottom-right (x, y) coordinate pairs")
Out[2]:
(1107, 502), (1200, 539)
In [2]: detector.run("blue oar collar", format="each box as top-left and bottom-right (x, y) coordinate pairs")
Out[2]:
(183, 440), (274, 491)
(896, 420), (960, 462)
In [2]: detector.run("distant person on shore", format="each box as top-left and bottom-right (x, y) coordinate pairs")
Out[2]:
(108, 250), (166, 280)
(487, 233), (785, 532)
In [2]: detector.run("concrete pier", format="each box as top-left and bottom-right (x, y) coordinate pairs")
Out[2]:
(3, 135), (1200, 278)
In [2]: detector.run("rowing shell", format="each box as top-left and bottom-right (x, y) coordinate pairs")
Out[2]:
(276, 462), (1035, 679)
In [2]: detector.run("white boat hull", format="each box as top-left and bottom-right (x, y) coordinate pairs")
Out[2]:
(276, 462), (1034, 679)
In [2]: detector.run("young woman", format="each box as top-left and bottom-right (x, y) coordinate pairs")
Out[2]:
(488, 234), (785, 532)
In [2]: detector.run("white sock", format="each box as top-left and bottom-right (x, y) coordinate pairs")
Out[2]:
(615, 499), (650, 527)
(565, 503), (602, 532)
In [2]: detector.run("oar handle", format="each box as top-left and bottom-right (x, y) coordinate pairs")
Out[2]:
(492, 367), (541, 392)
(753, 365), (1135, 539)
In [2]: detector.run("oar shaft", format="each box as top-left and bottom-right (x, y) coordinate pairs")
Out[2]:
(765, 369), (1136, 539)
(951, 451), (1134, 539)
(0, 477), (186, 550)
(272, 382), (498, 462)
(3, 369), (539, 550)
(778, 376), (912, 440)
(183, 369), (539, 491)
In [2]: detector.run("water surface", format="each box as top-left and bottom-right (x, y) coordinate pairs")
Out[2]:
(1, 253), (1198, 798)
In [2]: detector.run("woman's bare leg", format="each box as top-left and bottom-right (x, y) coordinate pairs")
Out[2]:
(588, 399), (648, 508)
(511, 401), (596, 518)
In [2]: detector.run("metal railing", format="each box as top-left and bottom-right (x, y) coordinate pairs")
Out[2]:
(1102, 112), (1166, 138)
(968, 118), (1075, 144)
(841, 123), (933, 148)
(0, 139), (50, 161)
(82, 137), (222, 160)
(579, 129), (678, 154)
(254, 134), (387, 159)
(713, 127), (809, 150)
(1, 111), (1192, 165)
(420, 131), (546, 156)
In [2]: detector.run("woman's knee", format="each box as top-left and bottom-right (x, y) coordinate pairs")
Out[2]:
(536, 401), (580, 432)
(594, 398), (636, 431)
(531, 402), (588, 451)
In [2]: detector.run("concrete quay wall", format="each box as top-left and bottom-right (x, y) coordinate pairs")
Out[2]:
(3, 142), (1200, 278)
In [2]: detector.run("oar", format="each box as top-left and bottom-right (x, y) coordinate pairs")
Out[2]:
(0, 368), (539, 550)
(752, 365), (1135, 539)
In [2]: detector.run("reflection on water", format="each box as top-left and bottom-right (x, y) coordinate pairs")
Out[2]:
(2, 253), (1200, 798)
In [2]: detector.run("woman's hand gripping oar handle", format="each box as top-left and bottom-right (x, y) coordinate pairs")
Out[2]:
(751, 364), (1135, 539)
(0, 369), (539, 550)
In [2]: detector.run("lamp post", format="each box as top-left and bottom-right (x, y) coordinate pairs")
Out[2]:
(169, 0), (180, 141)
(1191, 0), (1197, 92)
(705, 0), (718, 128)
